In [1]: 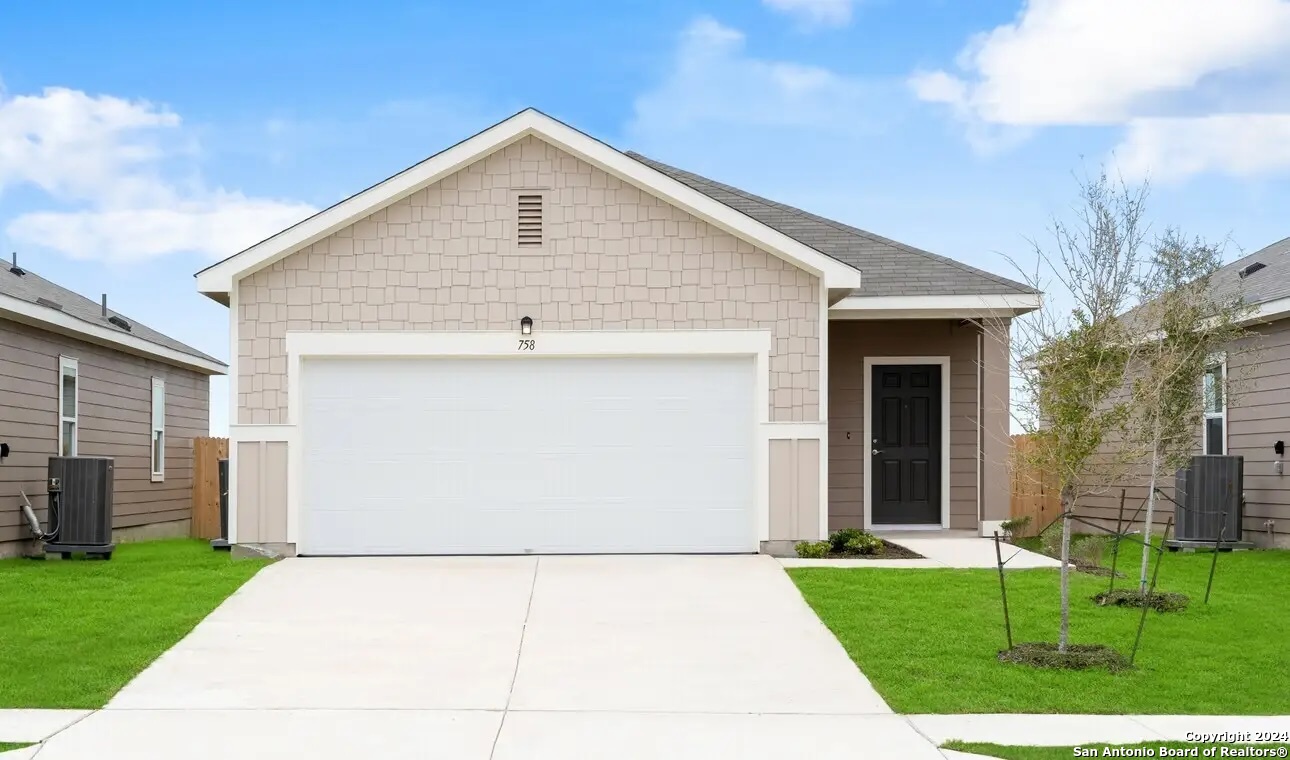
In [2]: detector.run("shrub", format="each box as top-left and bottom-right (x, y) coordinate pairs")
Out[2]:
(999, 515), (1032, 538)
(844, 532), (884, 555)
(828, 528), (867, 553)
(1072, 535), (1110, 567)
(794, 540), (830, 559)
(1039, 523), (1063, 557)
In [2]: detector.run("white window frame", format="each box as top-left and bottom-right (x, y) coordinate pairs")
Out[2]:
(151, 377), (166, 481)
(1202, 357), (1227, 455)
(58, 356), (78, 457)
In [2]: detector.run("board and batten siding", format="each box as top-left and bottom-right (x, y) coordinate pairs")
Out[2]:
(1077, 317), (1290, 547)
(235, 135), (821, 427)
(827, 319), (1011, 531)
(0, 318), (209, 554)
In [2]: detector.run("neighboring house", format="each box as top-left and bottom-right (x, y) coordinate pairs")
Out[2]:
(195, 108), (1040, 557)
(1078, 236), (1290, 548)
(1, 262), (227, 557)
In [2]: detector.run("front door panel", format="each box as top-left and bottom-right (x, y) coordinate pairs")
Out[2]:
(871, 364), (941, 525)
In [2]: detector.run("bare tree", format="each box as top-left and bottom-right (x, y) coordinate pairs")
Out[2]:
(1127, 230), (1254, 592)
(999, 170), (1145, 651)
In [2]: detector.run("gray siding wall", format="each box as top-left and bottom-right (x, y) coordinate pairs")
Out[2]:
(1076, 317), (1290, 547)
(829, 319), (1008, 530)
(1, 318), (210, 554)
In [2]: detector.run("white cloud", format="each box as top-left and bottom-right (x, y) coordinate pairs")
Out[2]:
(911, 0), (1290, 180)
(763, 0), (856, 28)
(0, 85), (314, 263)
(630, 17), (876, 136)
(8, 193), (316, 263)
(913, 0), (1290, 125)
(1115, 114), (1290, 182)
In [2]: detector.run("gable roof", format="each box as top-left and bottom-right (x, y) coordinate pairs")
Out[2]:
(1209, 236), (1290, 308)
(1, 264), (226, 374)
(195, 108), (865, 299)
(626, 152), (1037, 298)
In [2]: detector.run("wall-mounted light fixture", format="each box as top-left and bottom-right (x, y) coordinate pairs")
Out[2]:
(520, 316), (533, 335)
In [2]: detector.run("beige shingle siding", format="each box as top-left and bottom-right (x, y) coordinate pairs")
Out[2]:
(236, 135), (820, 424)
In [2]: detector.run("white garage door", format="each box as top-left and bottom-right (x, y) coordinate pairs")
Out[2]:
(299, 356), (755, 555)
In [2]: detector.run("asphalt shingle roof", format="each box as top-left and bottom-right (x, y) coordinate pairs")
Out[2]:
(626, 152), (1038, 297)
(1208, 236), (1290, 307)
(1, 263), (223, 366)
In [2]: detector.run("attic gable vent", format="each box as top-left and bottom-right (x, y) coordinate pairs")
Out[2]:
(517, 194), (542, 247)
(36, 297), (63, 310)
(1238, 261), (1267, 279)
(108, 315), (132, 332)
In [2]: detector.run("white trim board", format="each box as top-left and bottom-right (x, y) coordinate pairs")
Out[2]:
(0, 292), (227, 375)
(862, 356), (952, 530)
(195, 109), (863, 296)
(831, 293), (1041, 320)
(282, 329), (777, 548)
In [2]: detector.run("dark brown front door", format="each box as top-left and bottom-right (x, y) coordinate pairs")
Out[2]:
(871, 364), (941, 525)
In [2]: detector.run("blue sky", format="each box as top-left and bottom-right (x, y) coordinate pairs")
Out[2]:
(3, 0), (1289, 434)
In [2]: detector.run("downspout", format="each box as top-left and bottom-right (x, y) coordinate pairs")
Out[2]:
(978, 327), (985, 528)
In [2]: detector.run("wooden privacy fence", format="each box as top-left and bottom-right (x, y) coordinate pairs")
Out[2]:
(192, 437), (229, 540)
(1009, 434), (1061, 537)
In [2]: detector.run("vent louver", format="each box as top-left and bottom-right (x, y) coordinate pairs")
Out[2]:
(517, 194), (542, 247)
(1238, 261), (1266, 279)
(108, 315), (132, 332)
(36, 297), (63, 311)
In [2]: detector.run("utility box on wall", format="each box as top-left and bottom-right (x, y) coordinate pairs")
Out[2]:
(43, 456), (115, 559)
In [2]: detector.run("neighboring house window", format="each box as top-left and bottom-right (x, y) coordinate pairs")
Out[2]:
(58, 357), (78, 456)
(151, 377), (166, 480)
(1202, 361), (1226, 455)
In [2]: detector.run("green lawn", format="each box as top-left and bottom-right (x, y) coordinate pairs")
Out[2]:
(788, 547), (1290, 714)
(943, 741), (1290, 760)
(0, 540), (268, 708)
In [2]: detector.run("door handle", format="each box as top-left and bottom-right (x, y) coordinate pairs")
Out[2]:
(872, 448), (883, 456)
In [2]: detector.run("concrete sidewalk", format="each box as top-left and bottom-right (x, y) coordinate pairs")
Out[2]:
(910, 714), (1290, 747)
(3, 710), (1287, 758)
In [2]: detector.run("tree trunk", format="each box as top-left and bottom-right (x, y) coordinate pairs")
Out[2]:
(1139, 421), (1163, 593)
(1059, 485), (1073, 653)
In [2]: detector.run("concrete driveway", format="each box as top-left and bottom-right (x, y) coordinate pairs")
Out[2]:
(36, 555), (942, 759)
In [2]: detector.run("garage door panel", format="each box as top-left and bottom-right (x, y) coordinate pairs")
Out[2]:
(301, 356), (755, 555)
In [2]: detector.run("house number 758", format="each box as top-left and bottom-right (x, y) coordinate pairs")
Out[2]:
(517, 340), (536, 351)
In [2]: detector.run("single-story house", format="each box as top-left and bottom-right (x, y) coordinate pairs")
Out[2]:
(1078, 236), (1290, 548)
(1, 261), (227, 557)
(195, 108), (1040, 557)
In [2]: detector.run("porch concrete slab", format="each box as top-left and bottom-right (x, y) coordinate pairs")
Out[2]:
(1130, 715), (1290, 740)
(907, 714), (1163, 746)
(880, 537), (1061, 569)
(779, 557), (944, 568)
(33, 709), (502, 760)
(511, 555), (889, 714)
(492, 712), (942, 760)
(0, 709), (91, 742)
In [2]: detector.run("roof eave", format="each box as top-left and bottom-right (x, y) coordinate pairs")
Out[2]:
(1, 292), (228, 375)
(829, 293), (1042, 320)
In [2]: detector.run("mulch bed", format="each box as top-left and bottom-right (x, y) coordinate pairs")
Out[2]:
(998, 642), (1132, 672)
(823, 541), (925, 560)
(1092, 589), (1190, 612)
